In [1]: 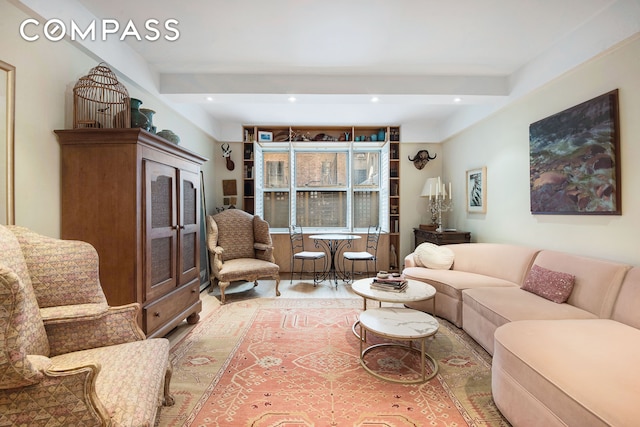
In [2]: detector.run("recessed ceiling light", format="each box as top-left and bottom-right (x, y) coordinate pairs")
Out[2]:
(288, 96), (296, 103)
(205, 96), (214, 102)
(371, 96), (379, 103)
(453, 97), (462, 103)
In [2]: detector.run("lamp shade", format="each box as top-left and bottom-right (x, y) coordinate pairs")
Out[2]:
(421, 177), (442, 197)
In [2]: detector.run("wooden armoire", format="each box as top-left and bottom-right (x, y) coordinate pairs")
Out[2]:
(55, 128), (208, 338)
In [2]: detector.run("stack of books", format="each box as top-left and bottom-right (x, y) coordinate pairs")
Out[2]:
(370, 274), (407, 292)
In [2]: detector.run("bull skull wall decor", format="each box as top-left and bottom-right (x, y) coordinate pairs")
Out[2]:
(221, 143), (235, 171)
(408, 150), (437, 170)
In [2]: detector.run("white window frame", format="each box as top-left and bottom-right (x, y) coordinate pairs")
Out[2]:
(255, 140), (389, 233)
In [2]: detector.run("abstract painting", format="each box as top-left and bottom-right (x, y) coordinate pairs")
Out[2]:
(529, 89), (620, 214)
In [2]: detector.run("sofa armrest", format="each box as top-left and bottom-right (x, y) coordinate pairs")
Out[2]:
(254, 242), (275, 262)
(0, 359), (110, 426)
(45, 303), (146, 357)
(404, 253), (418, 268)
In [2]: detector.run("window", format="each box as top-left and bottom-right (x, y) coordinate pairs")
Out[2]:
(255, 142), (388, 232)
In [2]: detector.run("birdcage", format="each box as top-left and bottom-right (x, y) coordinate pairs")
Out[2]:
(73, 63), (130, 129)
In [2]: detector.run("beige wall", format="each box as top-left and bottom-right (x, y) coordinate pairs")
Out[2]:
(442, 34), (640, 265)
(1, 1), (217, 236)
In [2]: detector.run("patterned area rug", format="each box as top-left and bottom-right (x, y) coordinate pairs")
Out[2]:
(156, 298), (510, 426)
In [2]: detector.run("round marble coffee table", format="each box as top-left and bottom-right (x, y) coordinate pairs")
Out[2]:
(351, 277), (436, 310)
(350, 277), (436, 338)
(359, 307), (439, 383)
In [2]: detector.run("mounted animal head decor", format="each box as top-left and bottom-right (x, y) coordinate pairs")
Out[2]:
(221, 142), (235, 171)
(408, 150), (437, 170)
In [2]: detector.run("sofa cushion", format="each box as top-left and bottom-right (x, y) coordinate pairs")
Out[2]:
(493, 319), (640, 426)
(446, 243), (539, 284)
(413, 243), (454, 269)
(217, 258), (280, 282)
(522, 264), (575, 303)
(404, 267), (518, 301)
(532, 250), (629, 317)
(611, 267), (640, 328)
(463, 287), (597, 327)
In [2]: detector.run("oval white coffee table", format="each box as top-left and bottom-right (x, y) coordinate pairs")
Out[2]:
(359, 307), (439, 384)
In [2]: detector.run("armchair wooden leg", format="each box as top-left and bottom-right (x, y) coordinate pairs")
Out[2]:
(163, 360), (175, 406)
(275, 276), (281, 297)
(219, 281), (230, 304)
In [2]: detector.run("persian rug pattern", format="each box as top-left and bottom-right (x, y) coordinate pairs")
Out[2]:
(156, 298), (510, 426)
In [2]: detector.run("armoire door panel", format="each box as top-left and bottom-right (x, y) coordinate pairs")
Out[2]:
(178, 169), (201, 284)
(144, 159), (178, 301)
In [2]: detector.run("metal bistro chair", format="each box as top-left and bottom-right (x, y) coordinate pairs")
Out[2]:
(289, 224), (327, 285)
(343, 225), (381, 283)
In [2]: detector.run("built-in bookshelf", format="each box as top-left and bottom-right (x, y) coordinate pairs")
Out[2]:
(242, 125), (401, 271)
(388, 128), (400, 272)
(242, 129), (255, 214)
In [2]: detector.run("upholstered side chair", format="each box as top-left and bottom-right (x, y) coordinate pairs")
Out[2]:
(0, 225), (174, 427)
(206, 209), (280, 303)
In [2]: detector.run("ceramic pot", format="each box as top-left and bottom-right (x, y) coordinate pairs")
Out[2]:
(130, 98), (150, 130)
(140, 108), (156, 133)
(157, 129), (180, 144)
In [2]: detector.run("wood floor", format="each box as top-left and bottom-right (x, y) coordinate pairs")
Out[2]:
(164, 273), (363, 346)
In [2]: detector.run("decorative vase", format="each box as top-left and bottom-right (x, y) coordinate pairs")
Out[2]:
(130, 98), (150, 130)
(157, 129), (180, 145)
(140, 108), (156, 133)
(378, 129), (386, 142)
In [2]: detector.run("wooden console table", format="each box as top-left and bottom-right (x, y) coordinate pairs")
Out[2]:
(414, 228), (471, 248)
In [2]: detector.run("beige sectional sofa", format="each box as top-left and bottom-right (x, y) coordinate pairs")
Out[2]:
(403, 243), (639, 426)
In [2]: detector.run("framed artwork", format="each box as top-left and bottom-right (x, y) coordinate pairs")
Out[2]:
(529, 89), (620, 214)
(466, 167), (487, 213)
(258, 131), (273, 142)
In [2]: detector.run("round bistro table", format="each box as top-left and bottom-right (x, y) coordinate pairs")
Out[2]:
(309, 234), (361, 286)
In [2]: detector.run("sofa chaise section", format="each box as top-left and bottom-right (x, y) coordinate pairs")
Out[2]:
(462, 249), (630, 354)
(491, 267), (640, 427)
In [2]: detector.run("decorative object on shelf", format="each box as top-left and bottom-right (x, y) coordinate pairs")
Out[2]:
(258, 131), (273, 141)
(157, 129), (180, 144)
(130, 98), (150, 130)
(222, 179), (237, 207)
(408, 149), (437, 170)
(421, 176), (452, 232)
(73, 62), (130, 129)
(529, 89), (620, 214)
(389, 244), (398, 269)
(221, 142), (235, 170)
(140, 108), (156, 133)
(378, 128), (386, 142)
(466, 167), (487, 213)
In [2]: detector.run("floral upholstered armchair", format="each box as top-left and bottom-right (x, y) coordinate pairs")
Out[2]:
(0, 225), (174, 427)
(206, 209), (280, 303)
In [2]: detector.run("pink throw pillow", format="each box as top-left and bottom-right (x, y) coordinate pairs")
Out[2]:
(522, 264), (575, 304)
